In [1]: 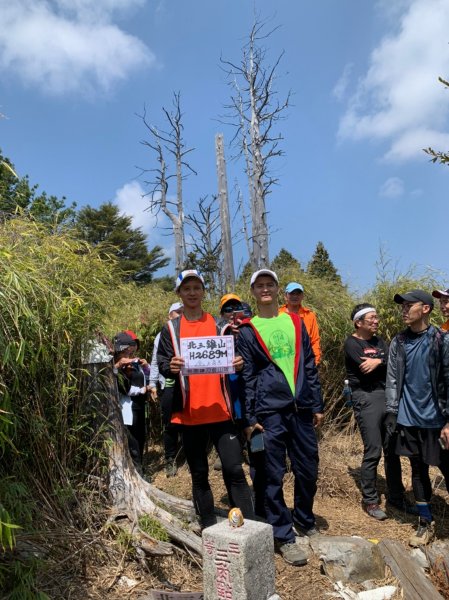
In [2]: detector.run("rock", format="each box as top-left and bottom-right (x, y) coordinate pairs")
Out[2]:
(310, 536), (385, 583)
(357, 586), (397, 599)
(409, 547), (429, 570)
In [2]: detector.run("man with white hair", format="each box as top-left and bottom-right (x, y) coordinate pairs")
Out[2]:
(149, 301), (184, 477)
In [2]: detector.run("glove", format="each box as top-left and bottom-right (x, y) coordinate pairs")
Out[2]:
(384, 413), (398, 437)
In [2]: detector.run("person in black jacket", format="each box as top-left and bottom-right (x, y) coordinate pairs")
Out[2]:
(113, 331), (151, 474)
(385, 289), (449, 547)
(344, 303), (412, 521)
(237, 269), (323, 567)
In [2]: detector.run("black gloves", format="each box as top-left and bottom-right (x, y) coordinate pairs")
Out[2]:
(384, 413), (398, 437)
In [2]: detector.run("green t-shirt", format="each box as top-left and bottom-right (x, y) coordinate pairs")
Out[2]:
(251, 313), (296, 395)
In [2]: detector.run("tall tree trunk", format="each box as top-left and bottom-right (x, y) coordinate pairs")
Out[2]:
(215, 133), (235, 290)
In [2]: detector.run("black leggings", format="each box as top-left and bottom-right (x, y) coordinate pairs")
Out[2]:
(181, 420), (255, 528)
(410, 454), (449, 503)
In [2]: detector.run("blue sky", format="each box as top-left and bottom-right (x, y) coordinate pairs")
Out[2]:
(1, 0), (448, 292)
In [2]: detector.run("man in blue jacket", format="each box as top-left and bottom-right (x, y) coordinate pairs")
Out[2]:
(385, 289), (449, 547)
(237, 269), (324, 566)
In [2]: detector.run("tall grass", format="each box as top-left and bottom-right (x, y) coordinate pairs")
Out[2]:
(0, 219), (118, 597)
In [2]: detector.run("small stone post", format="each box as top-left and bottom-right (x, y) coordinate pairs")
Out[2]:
(202, 519), (280, 600)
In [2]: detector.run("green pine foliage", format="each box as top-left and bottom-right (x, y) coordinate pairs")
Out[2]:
(270, 248), (301, 274)
(75, 202), (169, 282)
(0, 151), (76, 228)
(307, 241), (342, 284)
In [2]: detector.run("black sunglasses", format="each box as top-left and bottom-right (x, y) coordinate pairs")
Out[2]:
(222, 304), (244, 314)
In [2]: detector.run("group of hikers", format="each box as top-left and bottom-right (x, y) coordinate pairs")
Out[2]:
(112, 267), (449, 567)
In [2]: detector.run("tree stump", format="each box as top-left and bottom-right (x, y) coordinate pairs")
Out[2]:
(82, 340), (202, 556)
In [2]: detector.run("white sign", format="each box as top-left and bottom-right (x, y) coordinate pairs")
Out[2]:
(180, 336), (235, 375)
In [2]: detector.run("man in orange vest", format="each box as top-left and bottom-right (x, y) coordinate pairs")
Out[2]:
(279, 282), (321, 365)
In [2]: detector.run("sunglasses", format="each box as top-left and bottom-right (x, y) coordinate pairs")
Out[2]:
(222, 305), (244, 314)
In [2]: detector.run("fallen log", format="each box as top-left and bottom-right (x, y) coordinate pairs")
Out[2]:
(379, 538), (444, 600)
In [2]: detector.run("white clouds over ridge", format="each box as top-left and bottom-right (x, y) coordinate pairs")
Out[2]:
(0, 0), (153, 95)
(338, 0), (449, 162)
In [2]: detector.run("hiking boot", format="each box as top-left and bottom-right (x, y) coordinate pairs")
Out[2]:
(364, 503), (387, 521)
(409, 519), (435, 547)
(276, 541), (308, 566)
(165, 459), (178, 478)
(213, 456), (222, 471)
(386, 497), (419, 516)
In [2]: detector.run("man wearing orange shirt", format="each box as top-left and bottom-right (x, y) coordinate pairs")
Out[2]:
(432, 288), (449, 331)
(157, 269), (255, 529)
(279, 282), (321, 365)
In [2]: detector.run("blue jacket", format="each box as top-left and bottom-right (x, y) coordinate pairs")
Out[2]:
(236, 313), (324, 426)
(385, 325), (449, 420)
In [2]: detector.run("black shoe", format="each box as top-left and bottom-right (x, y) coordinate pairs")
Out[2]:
(387, 497), (419, 516)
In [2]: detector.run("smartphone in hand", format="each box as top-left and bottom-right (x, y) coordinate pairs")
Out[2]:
(250, 431), (264, 453)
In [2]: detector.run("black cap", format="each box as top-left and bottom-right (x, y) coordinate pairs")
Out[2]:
(113, 332), (138, 352)
(393, 289), (434, 308)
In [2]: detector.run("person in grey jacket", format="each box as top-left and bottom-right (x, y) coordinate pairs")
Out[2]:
(385, 289), (449, 547)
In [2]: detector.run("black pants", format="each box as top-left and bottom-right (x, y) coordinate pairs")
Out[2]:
(353, 389), (404, 505)
(397, 428), (449, 503)
(160, 386), (180, 461)
(127, 399), (146, 467)
(181, 420), (255, 529)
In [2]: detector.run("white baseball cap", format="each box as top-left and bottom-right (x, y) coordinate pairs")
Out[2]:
(250, 269), (279, 286)
(175, 269), (206, 291)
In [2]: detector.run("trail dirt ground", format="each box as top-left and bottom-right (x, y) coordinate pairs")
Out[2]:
(83, 424), (449, 600)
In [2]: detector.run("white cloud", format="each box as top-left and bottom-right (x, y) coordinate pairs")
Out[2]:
(338, 0), (449, 162)
(332, 63), (353, 101)
(114, 181), (174, 260)
(0, 0), (154, 95)
(379, 177), (404, 198)
(114, 181), (157, 233)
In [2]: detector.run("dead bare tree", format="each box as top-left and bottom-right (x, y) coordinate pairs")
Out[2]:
(215, 133), (235, 290)
(138, 92), (196, 274)
(221, 19), (290, 269)
(185, 195), (222, 294)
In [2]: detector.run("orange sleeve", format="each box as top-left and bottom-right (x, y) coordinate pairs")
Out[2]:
(303, 312), (321, 365)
